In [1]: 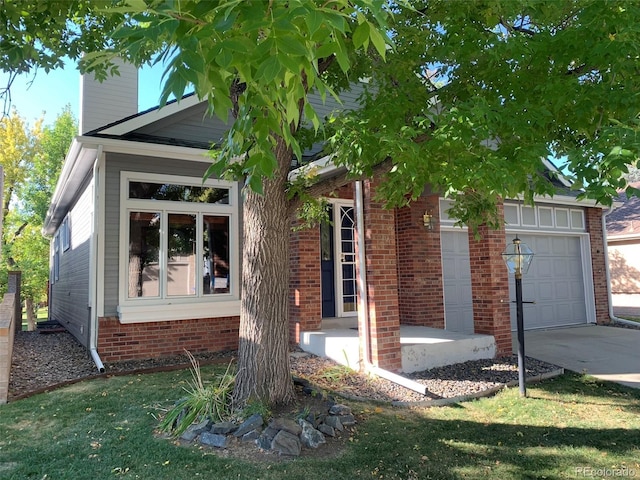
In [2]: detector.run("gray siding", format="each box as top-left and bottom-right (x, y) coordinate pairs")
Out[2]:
(131, 84), (365, 149)
(103, 153), (243, 316)
(50, 175), (93, 348)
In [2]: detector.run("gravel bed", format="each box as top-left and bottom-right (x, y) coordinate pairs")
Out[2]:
(9, 328), (564, 404)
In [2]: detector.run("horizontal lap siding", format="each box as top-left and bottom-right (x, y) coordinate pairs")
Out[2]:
(50, 175), (93, 348)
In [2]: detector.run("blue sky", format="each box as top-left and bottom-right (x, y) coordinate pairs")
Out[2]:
(2, 59), (166, 127)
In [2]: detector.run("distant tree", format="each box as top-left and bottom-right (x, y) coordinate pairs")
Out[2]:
(0, 108), (76, 329)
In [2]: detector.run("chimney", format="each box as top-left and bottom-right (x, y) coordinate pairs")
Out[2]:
(79, 57), (138, 135)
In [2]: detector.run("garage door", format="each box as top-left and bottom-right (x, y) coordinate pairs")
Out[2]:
(441, 231), (588, 332)
(507, 233), (587, 330)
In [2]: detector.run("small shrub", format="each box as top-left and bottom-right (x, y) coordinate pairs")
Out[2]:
(159, 352), (235, 437)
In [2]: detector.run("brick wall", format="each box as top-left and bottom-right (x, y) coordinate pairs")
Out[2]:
(97, 316), (240, 362)
(289, 219), (322, 344)
(585, 207), (611, 325)
(360, 180), (402, 371)
(467, 207), (512, 356)
(396, 194), (445, 327)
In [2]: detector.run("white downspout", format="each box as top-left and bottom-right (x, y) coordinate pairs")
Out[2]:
(354, 181), (428, 395)
(602, 207), (640, 328)
(89, 147), (105, 373)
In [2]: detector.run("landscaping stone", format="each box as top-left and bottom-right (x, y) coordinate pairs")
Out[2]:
(324, 415), (344, 431)
(200, 432), (230, 449)
(338, 414), (356, 426)
(241, 428), (262, 442)
(299, 420), (326, 449)
(318, 423), (336, 437)
(271, 430), (301, 456)
(329, 404), (352, 416)
(234, 413), (264, 437)
(269, 417), (302, 436)
(210, 421), (237, 435)
(180, 419), (211, 442)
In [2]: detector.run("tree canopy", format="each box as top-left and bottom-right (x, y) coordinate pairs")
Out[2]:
(2, 0), (640, 405)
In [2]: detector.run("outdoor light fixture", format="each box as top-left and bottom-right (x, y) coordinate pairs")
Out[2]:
(423, 210), (435, 231)
(502, 236), (534, 397)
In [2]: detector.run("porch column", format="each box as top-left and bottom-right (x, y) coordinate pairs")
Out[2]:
(396, 193), (445, 327)
(358, 179), (402, 371)
(289, 220), (322, 344)
(468, 204), (512, 356)
(585, 207), (611, 325)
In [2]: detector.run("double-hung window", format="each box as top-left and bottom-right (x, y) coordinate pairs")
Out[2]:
(119, 172), (239, 322)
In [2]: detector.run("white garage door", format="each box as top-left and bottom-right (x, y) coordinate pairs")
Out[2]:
(507, 233), (587, 330)
(441, 231), (588, 332)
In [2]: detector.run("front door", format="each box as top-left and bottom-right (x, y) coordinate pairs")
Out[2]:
(321, 201), (358, 317)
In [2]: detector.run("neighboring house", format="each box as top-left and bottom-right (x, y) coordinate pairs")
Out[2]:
(44, 63), (611, 372)
(606, 181), (640, 316)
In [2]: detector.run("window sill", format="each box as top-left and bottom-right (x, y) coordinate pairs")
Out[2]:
(117, 300), (240, 324)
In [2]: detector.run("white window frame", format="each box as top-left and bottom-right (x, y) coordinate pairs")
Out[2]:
(117, 171), (240, 323)
(61, 216), (71, 252)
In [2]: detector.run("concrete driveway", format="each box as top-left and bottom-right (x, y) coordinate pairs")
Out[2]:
(520, 325), (640, 389)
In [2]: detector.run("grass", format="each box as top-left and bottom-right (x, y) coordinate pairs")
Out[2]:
(0, 369), (639, 479)
(20, 307), (49, 330)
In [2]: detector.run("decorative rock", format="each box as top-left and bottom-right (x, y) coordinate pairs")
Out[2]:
(256, 426), (279, 450)
(241, 428), (262, 442)
(318, 424), (336, 437)
(200, 432), (230, 449)
(338, 414), (356, 426)
(271, 430), (301, 456)
(329, 404), (352, 415)
(299, 420), (326, 449)
(324, 415), (344, 431)
(269, 417), (302, 436)
(210, 421), (237, 435)
(180, 419), (211, 442)
(234, 413), (263, 437)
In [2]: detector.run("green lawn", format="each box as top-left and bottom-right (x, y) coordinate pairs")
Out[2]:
(0, 369), (638, 479)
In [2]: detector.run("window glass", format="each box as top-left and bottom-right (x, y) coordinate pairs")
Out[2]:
(203, 215), (230, 294)
(129, 181), (229, 204)
(128, 212), (160, 298)
(167, 213), (197, 296)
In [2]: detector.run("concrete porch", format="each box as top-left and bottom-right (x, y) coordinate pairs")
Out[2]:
(299, 321), (497, 373)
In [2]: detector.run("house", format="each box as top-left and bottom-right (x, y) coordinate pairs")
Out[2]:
(43, 63), (612, 373)
(605, 182), (640, 317)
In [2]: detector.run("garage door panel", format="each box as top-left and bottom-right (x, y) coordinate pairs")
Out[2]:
(507, 233), (587, 330)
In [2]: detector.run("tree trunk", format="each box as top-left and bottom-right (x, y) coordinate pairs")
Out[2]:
(26, 297), (36, 331)
(233, 138), (296, 407)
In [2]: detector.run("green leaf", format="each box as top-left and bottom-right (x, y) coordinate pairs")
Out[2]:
(352, 21), (370, 50)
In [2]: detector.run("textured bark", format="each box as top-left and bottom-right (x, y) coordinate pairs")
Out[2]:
(233, 138), (296, 407)
(25, 297), (36, 331)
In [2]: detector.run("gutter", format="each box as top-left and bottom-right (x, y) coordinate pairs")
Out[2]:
(602, 206), (640, 328)
(354, 181), (428, 395)
(89, 147), (105, 373)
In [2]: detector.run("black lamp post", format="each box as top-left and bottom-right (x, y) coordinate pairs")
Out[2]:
(502, 237), (534, 397)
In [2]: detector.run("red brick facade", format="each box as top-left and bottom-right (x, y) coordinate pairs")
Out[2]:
(585, 207), (611, 325)
(360, 180), (402, 371)
(396, 193), (445, 328)
(288, 220), (322, 344)
(97, 316), (239, 362)
(467, 204), (513, 356)
(96, 190), (610, 367)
